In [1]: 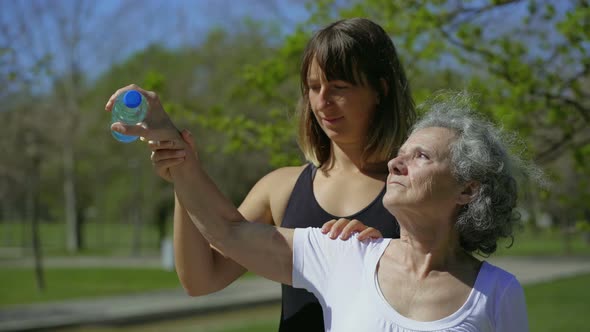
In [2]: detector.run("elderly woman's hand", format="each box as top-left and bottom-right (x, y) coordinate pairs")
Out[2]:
(105, 84), (179, 141)
(321, 218), (383, 241)
(148, 129), (195, 182)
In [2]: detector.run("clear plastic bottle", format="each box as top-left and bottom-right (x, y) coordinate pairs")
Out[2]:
(111, 90), (148, 143)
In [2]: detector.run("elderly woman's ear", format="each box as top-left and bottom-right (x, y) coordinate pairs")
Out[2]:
(457, 181), (480, 205)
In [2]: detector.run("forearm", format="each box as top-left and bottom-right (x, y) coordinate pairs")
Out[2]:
(170, 153), (242, 252)
(169, 152), (294, 284)
(172, 193), (246, 295)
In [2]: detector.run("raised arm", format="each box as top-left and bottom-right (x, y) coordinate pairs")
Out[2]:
(172, 193), (248, 294)
(149, 133), (293, 293)
(170, 150), (295, 285)
(107, 85), (295, 285)
(172, 170), (292, 293)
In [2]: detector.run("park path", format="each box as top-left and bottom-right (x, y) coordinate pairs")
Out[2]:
(1, 255), (589, 332)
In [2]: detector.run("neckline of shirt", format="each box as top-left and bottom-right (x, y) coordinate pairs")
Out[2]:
(367, 240), (487, 330)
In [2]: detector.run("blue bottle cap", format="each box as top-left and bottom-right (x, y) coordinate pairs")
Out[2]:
(123, 90), (142, 108)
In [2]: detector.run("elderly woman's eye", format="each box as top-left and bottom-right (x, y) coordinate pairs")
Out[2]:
(418, 152), (429, 159)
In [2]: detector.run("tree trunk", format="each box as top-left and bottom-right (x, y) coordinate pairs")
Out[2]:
(26, 132), (45, 292)
(130, 159), (143, 257)
(30, 154), (45, 292)
(63, 142), (79, 253)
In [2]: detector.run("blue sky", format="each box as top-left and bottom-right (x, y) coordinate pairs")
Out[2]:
(0, 0), (310, 91)
(0, 0), (576, 94)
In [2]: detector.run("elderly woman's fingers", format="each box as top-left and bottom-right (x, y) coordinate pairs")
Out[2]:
(111, 123), (180, 142)
(107, 84), (178, 137)
(105, 84), (152, 112)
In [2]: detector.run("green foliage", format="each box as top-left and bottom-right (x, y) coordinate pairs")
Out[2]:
(156, 0), (590, 223)
(143, 70), (166, 92)
(575, 220), (590, 233)
(312, 0), (589, 225)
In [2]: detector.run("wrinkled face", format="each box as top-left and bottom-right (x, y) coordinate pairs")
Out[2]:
(383, 127), (463, 212)
(307, 58), (379, 143)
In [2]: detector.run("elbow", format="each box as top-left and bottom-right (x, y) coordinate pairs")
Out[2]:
(183, 284), (207, 297)
(178, 277), (217, 297)
(181, 279), (226, 297)
(176, 270), (216, 296)
(176, 263), (232, 296)
(177, 273), (203, 296)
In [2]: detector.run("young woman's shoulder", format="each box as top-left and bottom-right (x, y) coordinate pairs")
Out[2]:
(239, 164), (309, 226)
(262, 164), (308, 183)
(253, 164), (308, 197)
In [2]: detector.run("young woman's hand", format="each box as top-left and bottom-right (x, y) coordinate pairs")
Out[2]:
(321, 218), (383, 241)
(148, 129), (195, 182)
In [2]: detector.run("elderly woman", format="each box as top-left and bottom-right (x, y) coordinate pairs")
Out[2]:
(109, 91), (530, 331)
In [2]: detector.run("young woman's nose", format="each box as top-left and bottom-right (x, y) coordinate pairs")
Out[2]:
(318, 87), (333, 109)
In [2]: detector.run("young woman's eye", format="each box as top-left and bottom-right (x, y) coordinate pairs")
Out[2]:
(309, 85), (320, 92)
(329, 80), (351, 89)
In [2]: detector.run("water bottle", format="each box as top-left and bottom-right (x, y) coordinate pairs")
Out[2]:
(111, 90), (148, 143)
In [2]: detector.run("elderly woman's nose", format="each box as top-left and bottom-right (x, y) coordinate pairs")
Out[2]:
(388, 156), (407, 175)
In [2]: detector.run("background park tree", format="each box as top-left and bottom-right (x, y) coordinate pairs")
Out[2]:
(208, 0), (589, 237)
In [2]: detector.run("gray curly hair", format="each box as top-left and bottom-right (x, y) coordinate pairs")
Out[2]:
(412, 93), (542, 255)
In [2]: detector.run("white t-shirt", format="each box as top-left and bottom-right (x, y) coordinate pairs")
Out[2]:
(292, 227), (529, 332)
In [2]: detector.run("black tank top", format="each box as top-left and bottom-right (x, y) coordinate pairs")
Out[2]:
(278, 164), (400, 332)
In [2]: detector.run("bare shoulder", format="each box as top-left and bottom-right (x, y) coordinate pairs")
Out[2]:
(259, 165), (307, 187)
(239, 164), (308, 226)
(252, 165), (307, 200)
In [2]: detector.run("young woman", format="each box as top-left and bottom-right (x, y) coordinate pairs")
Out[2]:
(107, 18), (415, 331)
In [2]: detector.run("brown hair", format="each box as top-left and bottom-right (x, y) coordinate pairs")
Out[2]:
(297, 18), (415, 170)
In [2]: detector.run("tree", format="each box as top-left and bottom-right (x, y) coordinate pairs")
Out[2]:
(0, 0), (174, 253)
(216, 0), (590, 231)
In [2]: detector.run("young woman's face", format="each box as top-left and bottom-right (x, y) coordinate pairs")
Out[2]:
(383, 127), (463, 212)
(307, 58), (380, 144)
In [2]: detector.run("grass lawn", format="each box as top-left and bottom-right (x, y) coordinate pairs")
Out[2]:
(0, 222), (166, 256)
(59, 303), (281, 332)
(216, 274), (590, 332)
(526, 273), (590, 331)
(0, 267), (181, 307)
(495, 227), (590, 256)
(2, 265), (589, 331)
(1, 222), (589, 257)
(55, 273), (590, 332)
